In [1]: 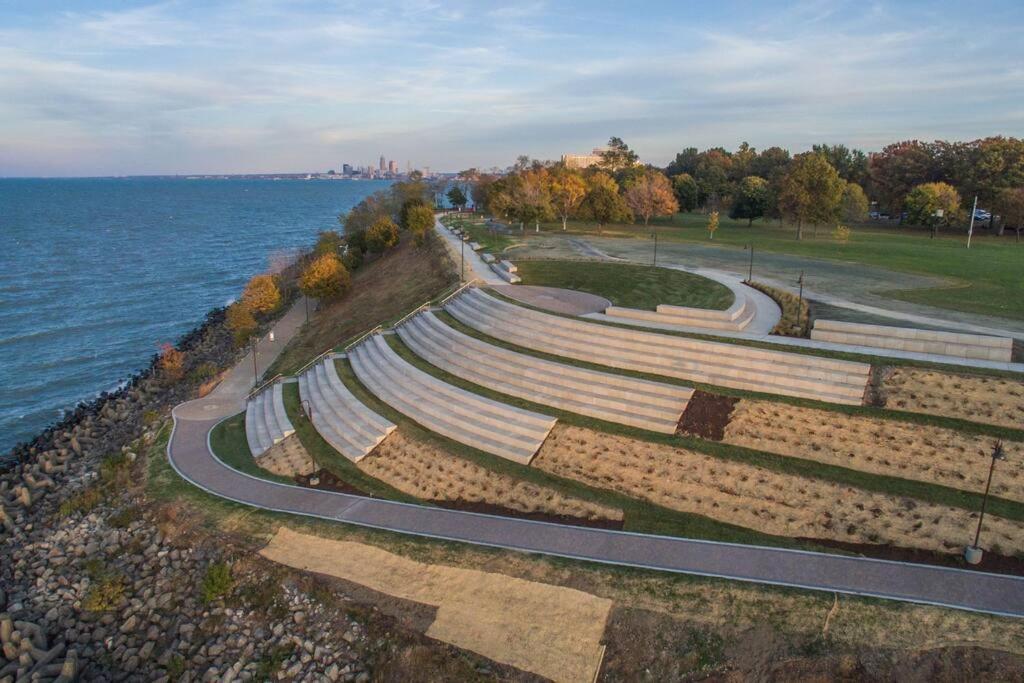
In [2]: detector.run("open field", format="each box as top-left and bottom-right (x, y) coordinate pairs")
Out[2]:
(358, 430), (623, 523)
(534, 425), (1024, 556)
(531, 212), (1024, 321)
(439, 213), (519, 253)
(881, 367), (1024, 430)
(722, 399), (1024, 503)
(515, 259), (733, 311)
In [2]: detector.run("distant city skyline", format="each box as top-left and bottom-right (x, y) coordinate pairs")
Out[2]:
(1, 1), (1022, 177)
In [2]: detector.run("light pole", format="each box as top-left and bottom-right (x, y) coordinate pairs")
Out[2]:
(304, 296), (309, 323)
(651, 231), (658, 266)
(251, 337), (259, 389)
(460, 237), (465, 283)
(797, 270), (805, 329)
(965, 441), (1006, 565)
(743, 244), (754, 283)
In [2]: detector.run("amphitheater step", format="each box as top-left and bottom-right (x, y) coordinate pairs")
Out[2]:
(811, 319), (1014, 363)
(245, 383), (296, 457)
(446, 288), (870, 405)
(397, 311), (691, 433)
(298, 359), (396, 462)
(348, 334), (556, 465)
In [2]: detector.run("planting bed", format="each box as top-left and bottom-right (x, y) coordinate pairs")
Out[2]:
(533, 425), (1024, 555)
(880, 367), (1024, 430)
(358, 430), (623, 523)
(722, 400), (1024, 502)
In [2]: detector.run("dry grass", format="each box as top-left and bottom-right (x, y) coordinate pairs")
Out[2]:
(882, 368), (1024, 430)
(255, 434), (316, 478)
(261, 527), (611, 683)
(723, 400), (1024, 502)
(359, 431), (622, 522)
(534, 425), (1024, 555)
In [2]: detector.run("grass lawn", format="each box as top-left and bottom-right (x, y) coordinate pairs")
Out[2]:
(515, 259), (734, 311)
(539, 213), (1024, 321)
(208, 413), (293, 484)
(440, 213), (519, 253)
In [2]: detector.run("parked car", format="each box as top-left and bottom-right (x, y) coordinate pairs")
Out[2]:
(974, 208), (992, 221)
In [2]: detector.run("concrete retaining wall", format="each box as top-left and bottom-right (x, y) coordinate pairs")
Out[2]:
(811, 319), (1013, 362)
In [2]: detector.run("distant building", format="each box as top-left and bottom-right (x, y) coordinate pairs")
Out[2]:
(561, 148), (606, 170)
(388, 159), (398, 174)
(342, 163), (353, 176)
(379, 155), (386, 172)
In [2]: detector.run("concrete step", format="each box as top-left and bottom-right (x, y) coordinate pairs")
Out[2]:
(271, 383), (295, 439)
(300, 369), (376, 459)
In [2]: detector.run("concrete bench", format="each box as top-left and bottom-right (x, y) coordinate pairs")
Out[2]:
(811, 319), (1013, 362)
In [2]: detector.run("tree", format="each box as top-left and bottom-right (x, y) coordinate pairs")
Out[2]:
(671, 173), (699, 212)
(299, 253), (350, 300)
(598, 136), (639, 172)
(405, 204), (435, 246)
(365, 217), (400, 253)
(993, 187), (1024, 240)
(623, 171), (679, 225)
(340, 191), (391, 234)
(840, 182), (869, 223)
(778, 153), (845, 240)
(869, 140), (938, 214)
(707, 211), (719, 240)
(813, 144), (870, 186)
(241, 274), (281, 314)
(314, 230), (343, 256)
(577, 172), (630, 231)
(729, 176), (770, 226)
(399, 197), (428, 231)
(512, 168), (553, 232)
(548, 166), (587, 230)
(904, 182), (962, 238)
(157, 342), (185, 382)
(694, 150), (734, 209)
(665, 147), (700, 177)
(225, 301), (257, 346)
(446, 186), (468, 211)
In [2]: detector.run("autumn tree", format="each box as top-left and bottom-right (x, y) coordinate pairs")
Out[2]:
(339, 191), (391, 234)
(840, 182), (869, 223)
(241, 274), (281, 314)
(869, 141), (938, 214)
(778, 153), (845, 240)
(548, 166), (587, 230)
(405, 204), (435, 246)
(314, 230), (343, 256)
(623, 171), (679, 225)
(993, 187), (1024, 240)
(446, 186), (468, 211)
(366, 217), (400, 253)
(157, 342), (185, 382)
(729, 176), (770, 226)
(225, 301), (257, 346)
(905, 182), (962, 238)
(577, 172), (630, 232)
(671, 173), (699, 212)
(707, 211), (719, 240)
(513, 168), (554, 232)
(399, 198), (428, 231)
(299, 253), (351, 300)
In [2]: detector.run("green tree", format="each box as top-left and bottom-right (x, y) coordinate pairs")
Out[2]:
(729, 176), (770, 226)
(598, 136), (639, 172)
(993, 186), (1024, 240)
(905, 182), (962, 238)
(405, 204), (435, 246)
(548, 166), (587, 230)
(577, 172), (630, 232)
(840, 182), (870, 223)
(299, 253), (351, 300)
(241, 274), (281, 314)
(314, 230), (343, 256)
(813, 143), (870, 186)
(671, 173), (699, 212)
(340, 191), (391, 234)
(623, 171), (679, 225)
(399, 197), (428, 231)
(365, 217), (400, 253)
(225, 301), (257, 346)
(513, 167), (554, 232)
(778, 153), (845, 240)
(868, 140), (938, 214)
(446, 186), (468, 211)
(694, 150), (734, 209)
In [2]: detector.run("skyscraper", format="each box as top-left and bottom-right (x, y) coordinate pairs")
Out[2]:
(342, 163), (353, 176)
(379, 155), (386, 172)
(388, 159), (398, 174)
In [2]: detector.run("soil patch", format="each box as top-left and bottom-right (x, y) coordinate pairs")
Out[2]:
(677, 390), (738, 440)
(796, 537), (1024, 577)
(434, 499), (625, 530)
(295, 469), (367, 496)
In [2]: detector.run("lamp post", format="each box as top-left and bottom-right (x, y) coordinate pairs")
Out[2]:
(965, 441), (1006, 565)
(251, 337), (259, 389)
(651, 231), (658, 266)
(797, 270), (805, 328)
(460, 237), (465, 283)
(304, 296), (309, 323)
(743, 244), (754, 283)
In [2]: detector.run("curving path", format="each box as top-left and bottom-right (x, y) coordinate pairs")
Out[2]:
(167, 299), (1024, 619)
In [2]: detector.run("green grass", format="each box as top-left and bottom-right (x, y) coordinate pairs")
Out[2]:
(209, 414), (293, 484)
(440, 213), (518, 253)
(383, 332), (1024, 523)
(544, 212), (1024, 321)
(514, 259), (734, 311)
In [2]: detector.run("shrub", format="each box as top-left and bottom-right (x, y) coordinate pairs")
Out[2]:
(366, 217), (400, 253)
(399, 197), (428, 231)
(747, 281), (810, 337)
(832, 224), (851, 244)
(314, 230), (343, 256)
(99, 452), (134, 488)
(188, 361), (218, 383)
(406, 205), (435, 246)
(201, 561), (234, 603)
(225, 301), (258, 346)
(83, 563), (126, 612)
(299, 252), (351, 300)
(142, 409), (162, 425)
(342, 248), (363, 272)
(241, 274), (281, 314)
(58, 486), (104, 517)
(157, 343), (186, 382)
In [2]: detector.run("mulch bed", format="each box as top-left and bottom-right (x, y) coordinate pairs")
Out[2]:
(798, 537), (1024, 577)
(677, 390), (738, 441)
(434, 499), (625, 530)
(295, 469), (367, 496)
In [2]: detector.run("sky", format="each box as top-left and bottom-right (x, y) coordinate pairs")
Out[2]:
(1, 0), (1022, 176)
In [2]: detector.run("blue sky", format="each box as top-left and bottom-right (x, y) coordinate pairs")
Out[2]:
(1, 0), (1022, 176)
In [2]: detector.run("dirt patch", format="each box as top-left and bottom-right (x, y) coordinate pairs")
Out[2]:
(358, 431), (622, 523)
(435, 499), (624, 530)
(722, 399), (1024, 502)
(261, 527), (612, 683)
(796, 537), (1024, 576)
(880, 367), (1024, 430)
(677, 390), (738, 440)
(295, 469), (366, 496)
(533, 424), (1024, 554)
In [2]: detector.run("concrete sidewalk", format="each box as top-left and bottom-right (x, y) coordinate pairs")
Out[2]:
(433, 215), (505, 285)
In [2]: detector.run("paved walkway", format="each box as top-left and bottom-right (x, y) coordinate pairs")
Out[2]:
(433, 216), (505, 285)
(166, 300), (1024, 618)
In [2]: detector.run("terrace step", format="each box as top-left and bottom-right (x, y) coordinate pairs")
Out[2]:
(245, 383), (296, 457)
(811, 319), (1014, 363)
(348, 334), (556, 464)
(446, 288), (869, 405)
(298, 359), (396, 462)
(397, 311), (691, 433)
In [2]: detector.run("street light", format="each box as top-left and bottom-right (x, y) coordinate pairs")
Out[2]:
(460, 237), (465, 283)
(797, 271), (805, 329)
(965, 441), (1007, 565)
(651, 231), (658, 266)
(743, 244), (754, 283)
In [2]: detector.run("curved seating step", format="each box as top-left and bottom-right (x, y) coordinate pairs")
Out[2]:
(348, 334), (556, 464)
(446, 288), (869, 405)
(397, 312), (691, 433)
(245, 383), (296, 457)
(298, 359), (396, 462)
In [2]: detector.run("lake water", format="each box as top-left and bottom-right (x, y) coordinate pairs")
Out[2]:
(0, 177), (389, 456)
